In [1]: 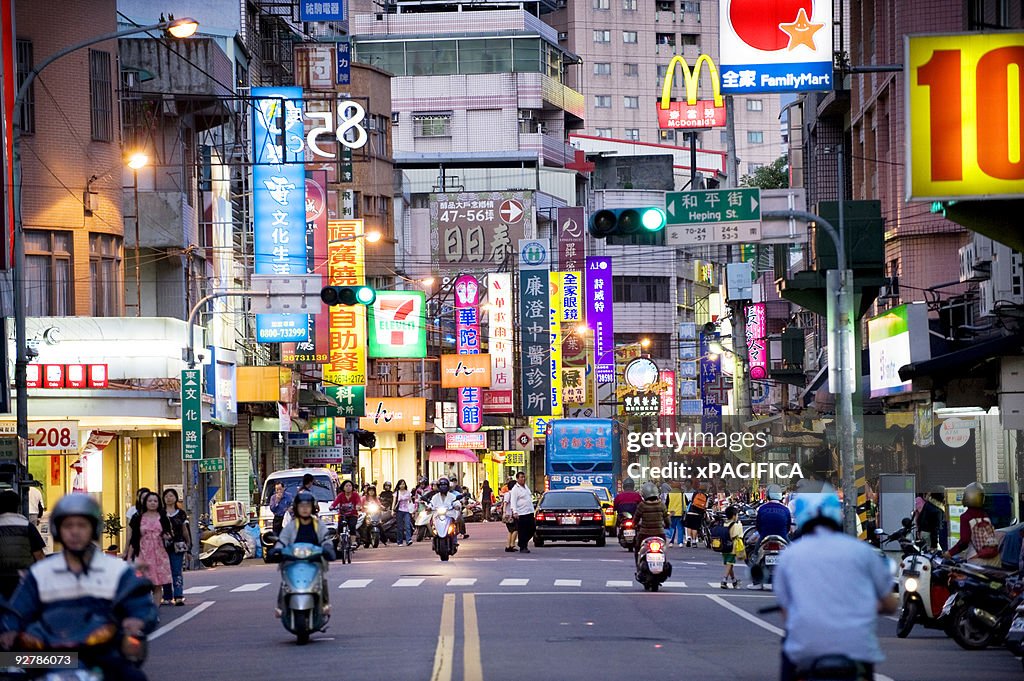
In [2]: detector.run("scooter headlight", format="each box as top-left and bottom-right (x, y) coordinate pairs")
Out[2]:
(291, 545), (314, 559)
(904, 577), (919, 593)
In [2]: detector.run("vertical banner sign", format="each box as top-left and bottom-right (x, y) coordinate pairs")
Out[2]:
(746, 302), (767, 379)
(252, 86), (309, 342)
(283, 171), (329, 362)
(455, 275), (483, 432)
(556, 207), (585, 271)
(700, 332), (723, 432)
(718, 0), (833, 93)
(586, 257), (615, 383)
(519, 239), (551, 416)
(659, 369), (676, 433)
(181, 369), (203, 461)
(336, 39), (351, 86)
(548, 272), (563, 417)
(485, 273), (514, 412)
(322, 219), (367, 386)
(368, 291), (427, 358)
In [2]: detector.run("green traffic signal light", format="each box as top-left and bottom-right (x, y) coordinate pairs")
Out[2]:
(640, 207), (667, 231)
(320, 285), (377, 306)
(588, 207), (667, 238)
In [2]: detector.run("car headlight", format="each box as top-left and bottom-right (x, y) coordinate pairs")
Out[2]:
(904, 577), (919, 593)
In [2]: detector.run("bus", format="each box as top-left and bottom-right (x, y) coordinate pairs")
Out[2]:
(545, 418), (622, 491)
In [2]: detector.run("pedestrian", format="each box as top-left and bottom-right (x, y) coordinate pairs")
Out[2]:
(501, 478), (518, 553)
(393, 479), (414, 546)
(121, 487), (152, 560)
(508, 471), (535, 553)
(269, 481), (292, 536)
(683, 480), (708, 548)
(720, 505), (743, 589)
(26, 485), (44, 528)
(0, 489), (45, 599)
(161, 489), (190, 606)
(665, 482), (685, 547)
(126, 491), (172, 607)
(916, 488), (945, 550)
(480, 480), (493, 522)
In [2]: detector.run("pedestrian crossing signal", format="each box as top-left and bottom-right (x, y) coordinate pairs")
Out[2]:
(321, 286), (376, 306)
(588, 208), (667, 238)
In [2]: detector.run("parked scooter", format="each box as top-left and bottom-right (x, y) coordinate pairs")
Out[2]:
(1005, 598), (1024, 669)
(430, 501), (461, 562)
(414, 501), (432, 542)
(635, 536), (672, 592)
(896, 546), (956, 638)
(268, 540), (334, 645)
(941, 562), (1023, 650)
(379, 508), (399, 545)
(617, 512), (636, 551)
(199, 515), (247, 567)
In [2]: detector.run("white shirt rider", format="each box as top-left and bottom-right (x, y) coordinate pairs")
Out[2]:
(428, 489), (461, 513)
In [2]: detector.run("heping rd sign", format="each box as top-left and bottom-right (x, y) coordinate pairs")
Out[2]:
(665, 188), (762, 246)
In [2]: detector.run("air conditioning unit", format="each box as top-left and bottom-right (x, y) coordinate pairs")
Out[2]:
(518, 110), (535, 121)
(391, 112), (400, 125)
(558, 31), (568, 42)
(958, 236), (994, 282)
(979, 245), (1024, 316)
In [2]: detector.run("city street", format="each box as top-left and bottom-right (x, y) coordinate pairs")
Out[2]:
(147, 523), (1021, 681)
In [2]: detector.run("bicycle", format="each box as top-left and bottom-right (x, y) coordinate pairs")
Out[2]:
(337, 522), (353, 564)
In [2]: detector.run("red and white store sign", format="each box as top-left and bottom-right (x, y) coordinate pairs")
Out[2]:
(27, 364), (108, 389)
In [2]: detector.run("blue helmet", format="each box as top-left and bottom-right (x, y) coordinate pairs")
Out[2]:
(793, 490), (843, 532)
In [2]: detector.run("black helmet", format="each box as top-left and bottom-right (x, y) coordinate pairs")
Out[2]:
(437, 477), (451, 492)
(622, 478), (635, 491)
(50, 493), (103, 542)
(383, 482), (392, 490)
(293, 490), (316, 513)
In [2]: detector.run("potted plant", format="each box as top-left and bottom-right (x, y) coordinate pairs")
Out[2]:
(103, 513), (123, 555)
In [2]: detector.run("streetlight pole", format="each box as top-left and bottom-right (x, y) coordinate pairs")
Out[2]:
(10, 17), (198, 504)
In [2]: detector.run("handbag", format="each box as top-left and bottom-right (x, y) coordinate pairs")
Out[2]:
(173, 541), (188, 554)
(733, 536), (746, 561)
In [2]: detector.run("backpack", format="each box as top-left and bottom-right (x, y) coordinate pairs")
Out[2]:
(969, 516), (1000, 559)
(710, 522), (734, 553)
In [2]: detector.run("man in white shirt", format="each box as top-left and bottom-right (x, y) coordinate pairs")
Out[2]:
(26, 485), (44, 527)
(508, 471), (535, 553)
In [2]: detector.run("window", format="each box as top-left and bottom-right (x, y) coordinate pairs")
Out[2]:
(623, 0), (637, 9)
(720, 130), (729, 143)
(623, 63), (639, 77)
(357, 41), (407, 76)
(623, 96), (639, 109)
(748, 162), (764, 174)
(15, 40), (33, 134)
(625, 128), (640, 141)
(657, 33), (675, 47)
(90, 234), (121, 317)
(594, 62), (611, 76)
(681, 1), (700, 14)
(593, 30), (611, 43)
(681, 34), (698, 47)
(747, 130), (764, 144)
(593, 0), (610, 8)
(660, 130), (676, 142)
(615, 333), (672, 358)
(460, 38), (512, 74)
(613, 276), (671, 303)
(657, 0), (674, 11)
(657, 64), (668, 79)
(595, 128), (613, 138)
(413, 113), (452, 138)
(407, 40), (456, 76)
(747, 99), (764, 112)
(89, 50), (113, 142)
(594, 95), (612, 108)
(25, 230), (73, 316)
(623, 31), (638, 44)
(513, 38), (542, 73)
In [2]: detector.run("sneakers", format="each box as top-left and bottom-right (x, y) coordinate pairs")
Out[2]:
(731, 580), (741, 589)
(505, 547), (516, 552)
(406, 541), (413, 546)
(747, 583), (764, 590)
(668, 542), (675, 547)
(720, 580), (728, 589)
(160, 599), (172, 606)
(174, 598), (185, 606)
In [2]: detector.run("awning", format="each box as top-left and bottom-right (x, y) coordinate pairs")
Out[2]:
(428, 447), (480, 463)
(899, 333), (1024, 382)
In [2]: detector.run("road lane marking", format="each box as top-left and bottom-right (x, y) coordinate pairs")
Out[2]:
(554, 579), (582, 587)
(393, 578), (425, 587)
(339, 579), (373, 589)
(430, 593), (456, 681)
(447, 578), (477, 586)
(606, 580), (633, 587)
(473, 558), (498, 562)
(558, 558), (582, 562)
(230, 582), (269, 592)
(599, 559), (626, 563)
(663, 581), (688, 588)
(500, 578), (529, 586)
(706, 594), (785, 637)
(182, 586), (218, 595)
(150, 601), (216, 641)
(463, 594), (483, 681)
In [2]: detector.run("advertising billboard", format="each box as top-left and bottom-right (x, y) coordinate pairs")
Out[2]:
(430, 192), (535, 272)
(368, 291), (427, 358)
(868, 303), (931, 398)
(519, 240), (551, 416)
(455, 275), (483, 431)
(322, 220), (367, 386)
(657, 55), (727, 129)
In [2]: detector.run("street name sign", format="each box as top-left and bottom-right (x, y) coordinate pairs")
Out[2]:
(181, 369), (203, 461)
(665, 188), (761, 246)
(199, 457), (226, 473)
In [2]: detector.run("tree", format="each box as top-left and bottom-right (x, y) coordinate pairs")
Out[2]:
(740, 155), (789, 189)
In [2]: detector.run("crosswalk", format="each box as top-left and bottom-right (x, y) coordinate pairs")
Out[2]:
(183, 577), (713, 594)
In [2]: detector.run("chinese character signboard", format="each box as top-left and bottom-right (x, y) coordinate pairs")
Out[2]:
(519, 240), (551, 416)
(431, 192), (535, 273)
(562, 367), (586, 405)
(283, 171), (330, 363)
(719, 0), (833, 93)
(252, 87), (309, 343)
(548, 272), (563, 417)
(556, 207), (585, 271)
(482, 390), (514, 414)
(360, 397), (427, 432)
(294, 44), (334, 90)
(325, 386), (365, 417)
(746, 303), (767, 379)
(300, 1), (345, 22)
(322, 220), (367, 385)
(445, 432), (487, 450)
(624, 393), (661, 415)
(455, 275), (483, 432)
(485, 273), (514, 413)
(181, 369), (202, 461)
(441, 354), (492, 388)
(585, 257), (614, 383)
(336, 40), (351, 86)
(308, 417), (335, 447)
(700, 332), (723, 431)
(657, 55), (727, 129)
(368, 291), (427, 358)
(659, 370), (676, 416)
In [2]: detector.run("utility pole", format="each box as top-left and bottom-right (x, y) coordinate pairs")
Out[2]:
(724, 96), (739, 188)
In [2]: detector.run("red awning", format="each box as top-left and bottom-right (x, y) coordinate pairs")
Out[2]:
(428, 447), (480, 463)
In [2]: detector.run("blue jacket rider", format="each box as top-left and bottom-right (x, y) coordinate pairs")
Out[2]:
(757, 485), (792, 540)
(1, 494), (157, 681)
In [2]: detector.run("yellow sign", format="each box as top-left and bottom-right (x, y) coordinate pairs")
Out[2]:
(907, 32), (1024, 200)
(440, 354), (492, 388)
(323, 220), (367, 385)
(359, 397), (427, 432)
(549, 272), (563, 417)
(504, 451), (526, 467)
(660, 54), (723, 109)
(530, 416), (550, 440)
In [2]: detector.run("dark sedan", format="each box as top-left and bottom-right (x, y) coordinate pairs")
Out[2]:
(533, 490), (607, 547)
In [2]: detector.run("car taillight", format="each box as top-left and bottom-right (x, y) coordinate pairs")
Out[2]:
(592, 512), (603, 522)
(649, 540), (664, 553)
(535, 512), (546, 522)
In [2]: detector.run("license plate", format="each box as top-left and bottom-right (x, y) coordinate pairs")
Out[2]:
(623, 529), (636, 538)
(647, 554), (665, 571)
(764, 554), (778, 566)
(940, 594), (957, 617)
(560, 516), (579, 525)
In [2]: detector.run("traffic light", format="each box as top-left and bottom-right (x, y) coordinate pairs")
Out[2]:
(354, 429), (376, 448)
(588, 207), (667, 238)
(320, 285), (376, 306)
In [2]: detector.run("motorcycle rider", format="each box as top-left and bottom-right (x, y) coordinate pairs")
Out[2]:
(773, 486), (898, 681)
(0, 494), (158, 681)
(633, 482), (669, 565)
(379, 482), (394, 513)
(750, 483), (792, 588)
(270, 491), (334, 615)
(944, 482), (1002, 568)
(359, 485), (382, 547)
(613, 478), (643, 517)
(428, 478), (463, 549)
(329, 479), (362, 547)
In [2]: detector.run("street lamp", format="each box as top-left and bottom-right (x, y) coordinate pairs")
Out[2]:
(126, 152), (150, 317)
(640, 337), (651, 349)
(10, 15), (199, 498)
(126, 151), (149, 170)
(363, 230), (382, 243)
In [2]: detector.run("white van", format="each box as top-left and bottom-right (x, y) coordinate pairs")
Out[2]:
(259, 467), (341, 533)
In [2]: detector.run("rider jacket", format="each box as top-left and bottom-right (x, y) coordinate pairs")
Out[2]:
(1, 548), (158, 643)
(634, 499), (669, 540)
(428, 492), (461, 512)
(613, 491), (642, 516)
(275, 517), (330, 549)
(756, 501), (792, 541)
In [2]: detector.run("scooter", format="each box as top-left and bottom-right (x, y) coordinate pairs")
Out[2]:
(269, 541), (334, 645)
(635, 536), (672, 592)
(361, 500), (384, 548)
(748, 534), (788, 588)
(379, 509), (399, 545)
(896, 547), (956, 638)
(617, 512), (636, 551)
(941, 562), (1023, 650)
(431, 502), (461, 562)
(414, 501), (432, 542)
(199, 517), (247, 567)
(758, 604), (875, 681)
(1005, 598), (1024, 670)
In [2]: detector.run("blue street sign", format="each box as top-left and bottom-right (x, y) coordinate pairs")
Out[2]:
(299, 1), (346, 22)
(337, 40), (351, 86)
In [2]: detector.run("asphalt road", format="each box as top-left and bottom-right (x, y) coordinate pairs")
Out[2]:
(146, 522), (1022, 681)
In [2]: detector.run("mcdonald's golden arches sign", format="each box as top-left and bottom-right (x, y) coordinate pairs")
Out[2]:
(657, 54), (727, 130)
